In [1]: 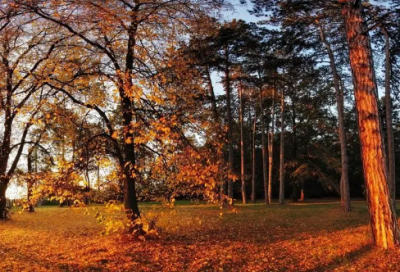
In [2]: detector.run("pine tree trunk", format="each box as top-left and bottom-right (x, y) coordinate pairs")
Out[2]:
(317, 21), (351, 211)
(341, 0), (399, 249)
(383, 28), (396, 205)
(268, 89), (275, 204)
(239, 83), (246, 204)
(225, 48), (234, 200)
(206, 66), (219, 124)
(206, 66), (225, 202)
(252, 110), (257, 203)
(299, 183), (305, 202)
(260, 88), (268, 204)
(279, 89), (285, 204)
(290, 96), (298, 202)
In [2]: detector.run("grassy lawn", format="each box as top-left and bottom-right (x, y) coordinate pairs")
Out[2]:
(1, 201), (400, 271)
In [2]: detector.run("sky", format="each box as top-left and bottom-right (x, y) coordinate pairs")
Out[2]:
(222, 0), (259, 23)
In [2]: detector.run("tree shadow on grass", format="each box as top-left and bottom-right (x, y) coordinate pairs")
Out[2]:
(305, 244), (373, 272)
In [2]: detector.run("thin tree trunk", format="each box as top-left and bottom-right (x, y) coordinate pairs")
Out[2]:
(383, 28), (396, 205)
(206, 65), (219, 123)
(225, 48), (234, 200)
(239, 82), (246, 204)
(27, 149), (35, 212)
(317, 21), (351, 211)
(252, 110), (257, 203)
(268, 89), (275, 204)
(279, 88), (285, 204)
(299, 182), (305, 202)
(206, 66), (225, 202)
(342, 1), (399, 249)
(85, 145), (91, 205)
(260, 88), (268, 204)
(290, 95), (298, 202)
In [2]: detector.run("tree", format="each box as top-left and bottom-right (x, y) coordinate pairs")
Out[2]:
(278, 86), (285, 204)
(212, 20), (258, 200)
(340, 0), (399, 249)
(315, 19), (351, 211)
(367, 4), (400, 205)
(242, 28), (277, 204)
(238, 81), (247, 204)
(267, 85), (275, 204)
(251, 109), (257, 203)
(0, 7), (59, 218)
(16, 0), (226, 230)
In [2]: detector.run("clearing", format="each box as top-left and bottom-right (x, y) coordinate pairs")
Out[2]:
(0, 201), (400, 271)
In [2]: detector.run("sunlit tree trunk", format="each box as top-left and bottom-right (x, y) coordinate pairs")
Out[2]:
(267, 89), (275, 204)
(382, 28), (396, 205)
(239, 82), (246, 204)
(252, 110), (257, 203)
(341, 0), (400, 249)
(317, 21), (351, 211)
(279, 88), (285, 204)
(299, 185), (305, 202)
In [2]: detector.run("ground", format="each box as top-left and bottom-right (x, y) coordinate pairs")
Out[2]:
(1, 200), (400, 272)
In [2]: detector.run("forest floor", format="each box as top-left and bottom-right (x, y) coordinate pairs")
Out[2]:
(1, 200), (400, 272)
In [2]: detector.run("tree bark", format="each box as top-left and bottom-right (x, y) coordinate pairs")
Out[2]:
(225, 48), (234, 199)
(239, 82), (246, 204)
(205, 66), (225, 202)
(267, 88), (275, 204)
(279, 88), (285, 204)
(260, 88), (268, 204)
(341, 0), (399, 248)
(122, 16), (142, 231)
(290, 95), (298, 202)
(252, 110), (257, 203)
(27, 149), (35, 212)
(317, 21), (351, 211)
(206, 65), (219, 123)
(0, 180), (8, 219)
(299, 183), (305, 202)
(383, 28), (396, 205)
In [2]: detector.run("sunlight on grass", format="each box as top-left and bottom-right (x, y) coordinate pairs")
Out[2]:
(1, 201), (400, 271)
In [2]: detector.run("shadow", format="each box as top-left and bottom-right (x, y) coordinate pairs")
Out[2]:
(154, 201), (375, 246)
(305, 244), (373, 272)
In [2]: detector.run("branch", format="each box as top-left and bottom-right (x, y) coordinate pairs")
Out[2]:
(45, 82), (124, 165)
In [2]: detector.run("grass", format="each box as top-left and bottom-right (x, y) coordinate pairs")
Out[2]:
(0, 200), (400, 271)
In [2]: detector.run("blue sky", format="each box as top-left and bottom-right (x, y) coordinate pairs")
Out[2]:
(222, 0), (259, 23)
(223, 0), (395, 23)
